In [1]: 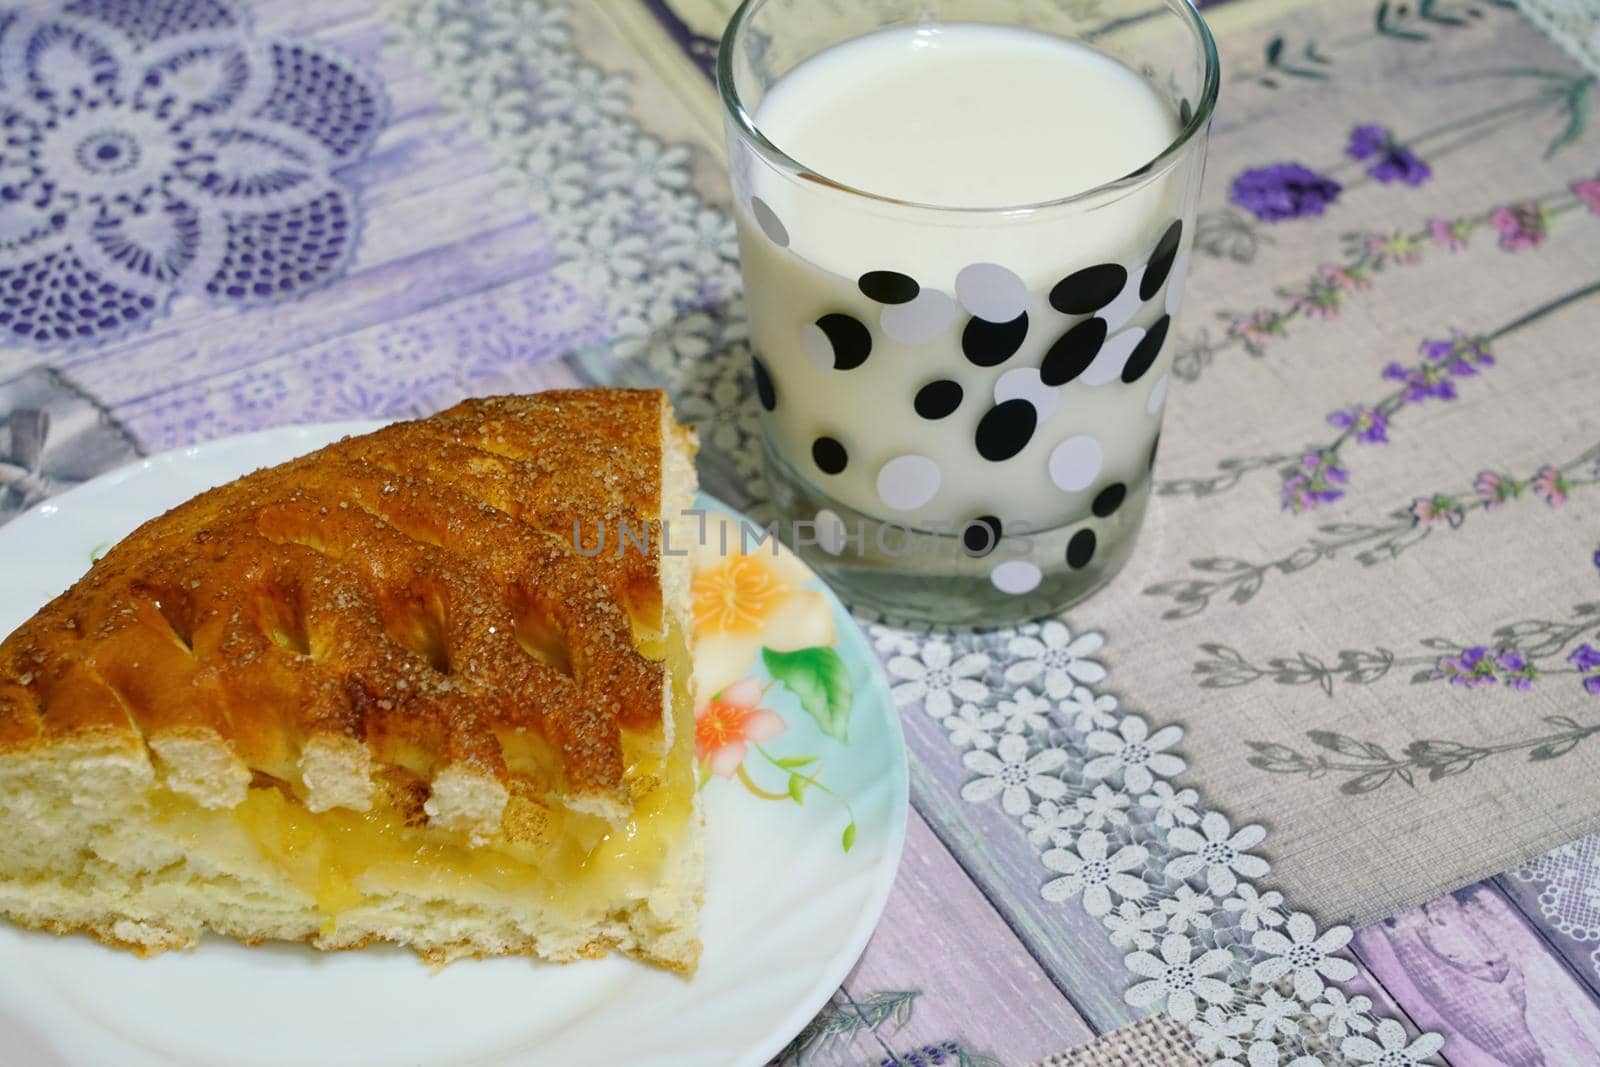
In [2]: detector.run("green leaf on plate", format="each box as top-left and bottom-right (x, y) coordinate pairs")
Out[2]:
(762, 646), (853, 741)
(787, 773), (807, 804)
(841, 821), (857, 852)
(773, 755), (819, 770)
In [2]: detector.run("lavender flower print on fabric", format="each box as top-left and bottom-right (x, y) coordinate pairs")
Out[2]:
(1572, 644), (1600, 695)
(1282, 450), (1348, 513)
(1490, 202), (1550, 251)
(1229, 163), (1342, 222)
(1346, 124), (1432, 187)
(0, 0), (386, 349)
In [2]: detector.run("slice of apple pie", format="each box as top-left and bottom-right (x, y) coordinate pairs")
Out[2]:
(0, 390), (703, 971)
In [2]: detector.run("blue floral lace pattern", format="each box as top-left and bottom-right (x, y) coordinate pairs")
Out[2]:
(0, 0), (385, 350)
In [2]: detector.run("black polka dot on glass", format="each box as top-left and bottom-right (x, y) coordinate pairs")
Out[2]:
(1148, 433), (1161, 471)
(858, 270), (920, 305)
(1179, 98), (1193, 126)
(816, 313), (872, 370)
(1140, 220), (1183, 301)
(914, 378), (963, 420)
(1066, 528), (1097, 569)
(962, 515), (1002, 558)
(1040, 317), (1106, 386)
(1050, 263), (1127, 316)
(812, 436), (848, 475)
(1121, 314), (1169, 384)
(1092, 482), (1126, 518)
(961, 312), (1028, 367)
(751, 356), (776, 412)
(974, 399), (1037, 462)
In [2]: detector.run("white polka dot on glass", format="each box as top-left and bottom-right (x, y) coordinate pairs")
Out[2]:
(813, 509), (847, 554)
(993, 366), (1060, 421)
(877, 454), (942, 511)
(1164, 252), (1189, 316)
(990, 559), (1042, 595)
(1098, 265), (1143, 331)
(800, 322), (833, 370)
(1146, 374), (1169, 415)
(1048, 435), (1103, 492)
(1078, 326), (1144, 387)
(956, 262), (1029, 323)
(880, 289), (958, 344)
(750, 196), (789, 247)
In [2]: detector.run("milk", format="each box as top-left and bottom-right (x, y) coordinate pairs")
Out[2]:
(727, 21), (1201, 607)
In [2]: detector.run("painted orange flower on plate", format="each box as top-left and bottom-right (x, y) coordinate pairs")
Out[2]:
(689, 517), (834, 705)
(695, 677), (786, 778)
(693, 554), (791, 636)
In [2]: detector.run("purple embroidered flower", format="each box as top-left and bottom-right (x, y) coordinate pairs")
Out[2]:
(1495, 651), (1536, 691)
(1369, 145), (1432, 187)
(1410, 495), (1465, 528)
(1364, 231), (1424, 267)
(1320, 263), (1372, 292)
(1433, 646), (1497, 687)
(1231, 310), (1286, 354)
(1291, 275), (1342, 319)
(1229, 164), (1343, 222)
(1326, 406), (1389, 444)
(1491, 203), (1549, 251)
(1387, 364), (1456, 404)
(1282, 451), (1348, 513)
(1573, 645), (1600, 696)
(1428, 217), (1472, 251)
(1419, 338), (1455, 363)
(1389, 334), (1492, 404)
(1346, 124), (1388, 161)
(1474, 471), (1519, 510)
(1532, 466), (1570, 507)
(1575, 176), (1600, 216)
(1347, 124), (1432, 186)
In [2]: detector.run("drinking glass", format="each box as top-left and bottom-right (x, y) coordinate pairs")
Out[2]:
(717, 0), (1219, 625)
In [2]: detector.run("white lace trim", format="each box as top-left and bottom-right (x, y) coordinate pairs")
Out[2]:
(877, 623), (1450, 1065)
(1513, 0), (1600, 78)
(1513, 832), (1600, 983)
(387, 3), (1443, 1063)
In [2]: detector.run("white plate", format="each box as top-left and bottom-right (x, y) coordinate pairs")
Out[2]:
(0, 422), (908, 1067)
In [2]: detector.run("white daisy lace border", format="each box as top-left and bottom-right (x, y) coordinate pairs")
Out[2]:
(877, 622), (1446, 1067)
(386, 0), (752, 400)
(386, 3), (1441, 1064)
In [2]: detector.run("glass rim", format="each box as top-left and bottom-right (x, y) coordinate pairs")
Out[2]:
(715, 0), (1220, 217)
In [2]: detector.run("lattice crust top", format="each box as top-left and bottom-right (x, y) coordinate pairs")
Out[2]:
(0, 391), (682, 817)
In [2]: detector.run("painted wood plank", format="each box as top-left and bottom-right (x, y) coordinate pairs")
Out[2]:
(1352, 882), (1600, 1066)
(255, 0), (371, 32)
(1494, 867), (1600, 1005)
(842, 809), (1093, 1066)
(896, 707), (1139, 1034)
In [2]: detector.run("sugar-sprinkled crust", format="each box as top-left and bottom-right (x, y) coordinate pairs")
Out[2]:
(0, 391), (682, 825)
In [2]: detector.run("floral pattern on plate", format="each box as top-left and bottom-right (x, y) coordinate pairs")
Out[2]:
(690, 514), (859, 851)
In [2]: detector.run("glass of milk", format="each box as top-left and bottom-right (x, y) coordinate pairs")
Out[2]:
(717, 0), (1218, 626)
